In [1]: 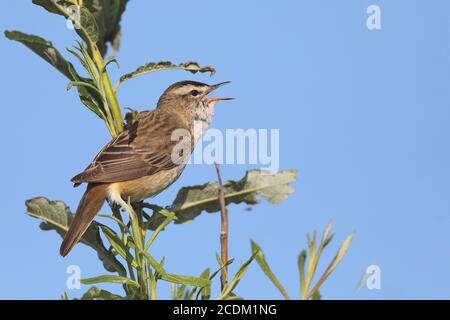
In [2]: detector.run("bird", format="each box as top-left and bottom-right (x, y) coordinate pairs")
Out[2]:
(60, 80), (232, 257)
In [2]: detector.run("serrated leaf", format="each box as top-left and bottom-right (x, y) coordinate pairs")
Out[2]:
(79, 7), (100, 43)
(147, 169), (296, 228)
(32, 0), (129, 56)
(4, 30), (72, 79)
(117, 61), (216, 88)
(83, 0), (129, 55)
(31, 0), (75, 15)
(32, 1), (99, 45)
(25, 197), (126, 276)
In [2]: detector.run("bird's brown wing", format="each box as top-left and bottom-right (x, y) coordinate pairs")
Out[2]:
(71, 110), (189, 184)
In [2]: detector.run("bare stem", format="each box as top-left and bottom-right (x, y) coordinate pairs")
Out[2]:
(214, 163), (229, 291)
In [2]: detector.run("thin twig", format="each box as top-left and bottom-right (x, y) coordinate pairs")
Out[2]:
(214, 163), (229, 291)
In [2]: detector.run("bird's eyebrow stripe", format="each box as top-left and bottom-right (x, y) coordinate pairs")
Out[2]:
(172, 85), (208, 96)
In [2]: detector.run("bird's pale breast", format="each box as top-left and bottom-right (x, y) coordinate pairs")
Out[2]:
(107, 165), (185, 203)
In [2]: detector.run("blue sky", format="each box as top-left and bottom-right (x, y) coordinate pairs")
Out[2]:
(1, 0), (450, 299)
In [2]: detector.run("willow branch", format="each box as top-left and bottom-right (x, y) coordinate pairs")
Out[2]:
(214, 163), (229, 291)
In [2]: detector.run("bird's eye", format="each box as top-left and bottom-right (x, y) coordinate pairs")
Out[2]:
(190, 90), (199, 96)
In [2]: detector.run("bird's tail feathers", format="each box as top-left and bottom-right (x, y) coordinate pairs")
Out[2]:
(60, 183), (107, 257)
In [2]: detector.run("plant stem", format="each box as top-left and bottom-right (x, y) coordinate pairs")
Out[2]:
(53, 0), (124, 136)
(110, 204), (136, 282)
(149, 275), (157, 300)
(91, 45), (123, 136)
(214, 163), (229, 291)
(127, 200), (148, 297)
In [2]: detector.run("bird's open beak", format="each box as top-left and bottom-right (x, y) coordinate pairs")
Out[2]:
(205, 81), (234, 104)
(211, 81), (231, 90)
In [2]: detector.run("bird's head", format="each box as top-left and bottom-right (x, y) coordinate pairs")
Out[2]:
(157, 80), (233, 119)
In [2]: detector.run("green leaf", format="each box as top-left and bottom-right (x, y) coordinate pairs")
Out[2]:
(124, 108), (140, 129)
(100, 225), (137, 268)
(103, 55), (120, 71)
(224, 295), (244, 300)
(79, 7), (100, 43)
(317, 222), (333, 259)
(184, 288), (198, 300)
(67, 81), (102, 95)
(200, 268), (211, 300)
(4, 30), (72, 79)
(5, 33), (104, 120)
(251, 240), (290, 300)
(143, 251), (166, 276)
(147, 169), (297, 228)
(218, 251), (258, 300)
(298, 250), (307, 298)
(81, 275), (139, 287)
(170, 284), (177, 300)
(83, 0), (129, 55)
(210, 258), (234, 281)
(25, 197), (126, 276)
(117, 61), (216, 89)
(160, 273), (210, 288)
(31, 0), (76, 15)
(307, 232), (354, 299)
(97, 213), (127, 229)
(66, 46), (105, 119)
(174, 285), (187, 300)
(311, 290), (322, 300)
(32, 1), (99, 45)
(32, 0), (129, 56)
(81, 286), (123, 300)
